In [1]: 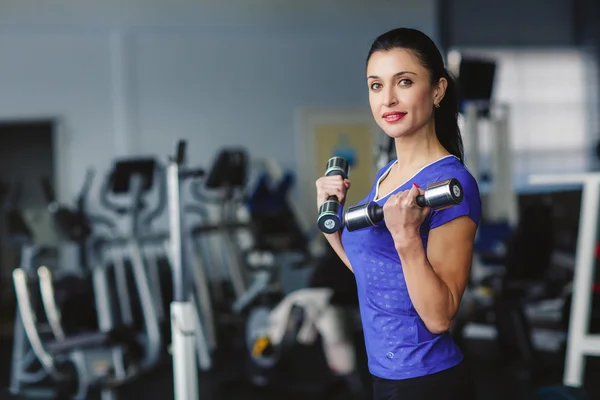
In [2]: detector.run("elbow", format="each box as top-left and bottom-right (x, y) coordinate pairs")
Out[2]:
(423, 317), (454, 335)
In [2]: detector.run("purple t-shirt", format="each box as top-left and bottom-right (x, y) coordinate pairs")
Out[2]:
(341, 155), (481, 380)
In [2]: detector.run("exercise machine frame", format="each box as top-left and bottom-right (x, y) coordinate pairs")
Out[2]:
(529, 172), (600, 387)
(167, 140), (211, 400)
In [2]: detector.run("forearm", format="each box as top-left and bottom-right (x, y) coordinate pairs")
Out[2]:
(323, 231), (353, 273)
(395, 236), (457, 333)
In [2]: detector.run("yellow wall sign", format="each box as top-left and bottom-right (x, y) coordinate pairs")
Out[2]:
(314, 122), (375, 207)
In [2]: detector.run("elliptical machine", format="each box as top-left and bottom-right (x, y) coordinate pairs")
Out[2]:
(96, 157), (168, 363)
(185, 148), (251, 351)
(188, 148), (250, 313)
(8, 168), (155, 399)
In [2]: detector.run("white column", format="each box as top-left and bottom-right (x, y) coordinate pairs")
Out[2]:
(109, 29), (134, 156)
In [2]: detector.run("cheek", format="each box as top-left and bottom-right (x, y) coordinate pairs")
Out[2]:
(405, 90), (433, 120)
(369, 93), (379, 113)
(412, 89), (432, 110)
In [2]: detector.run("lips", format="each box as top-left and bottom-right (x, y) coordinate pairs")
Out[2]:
(382, 112), (407, 122)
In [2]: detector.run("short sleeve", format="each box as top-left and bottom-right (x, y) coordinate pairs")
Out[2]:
(428, 169), (482, 230)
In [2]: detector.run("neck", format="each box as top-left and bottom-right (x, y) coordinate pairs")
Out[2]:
(393, 122), (448, 170)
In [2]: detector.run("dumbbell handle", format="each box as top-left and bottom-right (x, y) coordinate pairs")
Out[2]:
(367, 194), (427, 219)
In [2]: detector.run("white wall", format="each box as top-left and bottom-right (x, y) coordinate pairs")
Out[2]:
(0, 0), (438, 212)
(0, 32), (114, 201)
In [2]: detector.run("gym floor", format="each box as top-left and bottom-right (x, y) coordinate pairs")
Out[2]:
(2, 331), (600, 399)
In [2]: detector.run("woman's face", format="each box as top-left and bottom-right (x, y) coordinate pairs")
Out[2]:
(366, 48), (444, 139)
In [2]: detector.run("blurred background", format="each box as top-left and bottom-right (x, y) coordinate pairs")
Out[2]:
(1, 0), (600, 399)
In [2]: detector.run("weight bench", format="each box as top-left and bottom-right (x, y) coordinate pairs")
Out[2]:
(12, 267), (142, 400)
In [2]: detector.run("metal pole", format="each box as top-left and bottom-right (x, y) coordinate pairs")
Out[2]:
(167, 141), (200, 400)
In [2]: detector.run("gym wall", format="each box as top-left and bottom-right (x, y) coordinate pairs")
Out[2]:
(0, 0), (437, 210)
(444, 0), (576, 47)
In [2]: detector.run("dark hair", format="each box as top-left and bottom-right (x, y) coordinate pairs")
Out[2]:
(366, 28), (464, 164)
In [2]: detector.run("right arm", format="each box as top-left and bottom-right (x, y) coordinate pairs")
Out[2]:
(323, 231), (353, 272)
(316, 175), (354, 273)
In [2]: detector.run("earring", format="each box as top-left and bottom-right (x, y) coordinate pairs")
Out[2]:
(434, 103), (440, 108)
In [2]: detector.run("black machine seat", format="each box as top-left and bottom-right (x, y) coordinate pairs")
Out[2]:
(46, 328), (138, 354)
(204, 148), (248, 190)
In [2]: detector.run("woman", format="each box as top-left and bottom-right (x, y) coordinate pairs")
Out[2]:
(315, 28), (482, 399)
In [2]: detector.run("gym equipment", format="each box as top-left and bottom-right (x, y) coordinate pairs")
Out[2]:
(8, 160), (169, 399)
(317, 156), (350, 234)
(533, 385), (590, 399)
(458, 56), (496, 118)
(234, 169), (311, 314)
(344, 178), (464, 232)
(39, 170), (99, 334)
(185, 148), (252, 350)
(237, 169), (316, 386)
(166, 140), (210, 400)
(4, 180), (55, 398)
(528, 172), (600, 388)
(97, 157), (169, 353)
(245, 168), (309, 262)
(2, 181), (33, 245)
(205, 147), (248, 191)
(11, 266), (141, 400)
(221, 166), (368, 396)
(456, 54), (518, 226)
(41, 170), (92, 269)
(8, 173), (104, 398)
(189, 147), (250, 307)
(8, 195), (133, 399)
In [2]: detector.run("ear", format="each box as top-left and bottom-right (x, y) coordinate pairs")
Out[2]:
(433, 77), (448, 106)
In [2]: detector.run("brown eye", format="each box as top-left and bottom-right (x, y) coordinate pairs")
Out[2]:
(370, 82), (382, 90)
(399, 79), (413, 87)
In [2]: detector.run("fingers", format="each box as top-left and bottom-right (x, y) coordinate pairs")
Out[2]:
(407, 184), (425, 206)
(316, 175), (350, 206)
(382, 191), (405, 213)
(383, 184), (424, 210)
(411, 183), (425, 195)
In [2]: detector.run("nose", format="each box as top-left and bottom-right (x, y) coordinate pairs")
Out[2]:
(384, 87), (398, 107)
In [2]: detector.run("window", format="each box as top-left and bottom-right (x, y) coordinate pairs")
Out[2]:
(449, 48), (597, 153)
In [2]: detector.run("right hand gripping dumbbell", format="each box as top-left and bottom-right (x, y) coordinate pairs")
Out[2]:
(317, 156), (349, 234)
(344, 178), (464, 232)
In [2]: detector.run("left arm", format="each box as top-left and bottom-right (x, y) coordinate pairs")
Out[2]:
(394, 216), (477, 333)
(383, 183), (478, 334)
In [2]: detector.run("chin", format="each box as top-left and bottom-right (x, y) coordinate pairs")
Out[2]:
(377, 120), (411, 138)
(383, 128), (411, 139)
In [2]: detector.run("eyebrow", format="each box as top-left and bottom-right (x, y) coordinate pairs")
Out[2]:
(367, 71), (417, 80)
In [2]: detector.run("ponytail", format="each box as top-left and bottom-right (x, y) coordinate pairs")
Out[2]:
(435, 70), (464, 164)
